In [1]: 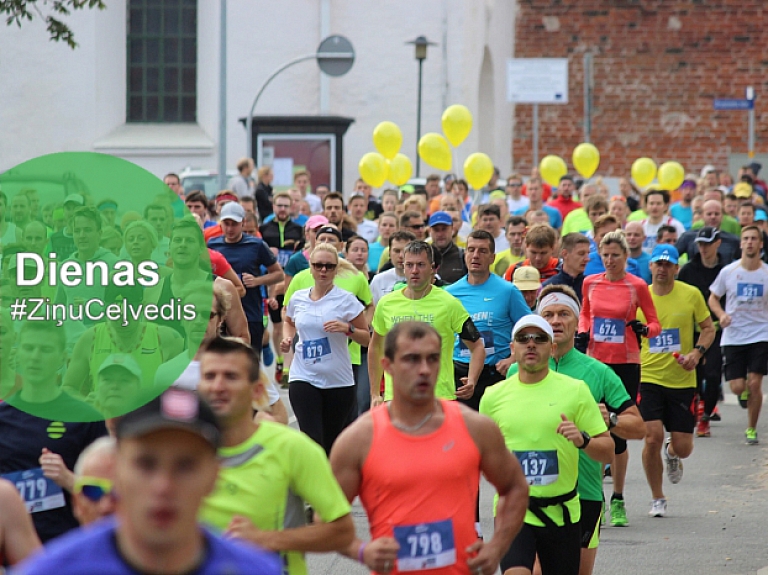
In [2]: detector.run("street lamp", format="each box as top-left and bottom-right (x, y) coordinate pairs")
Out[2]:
(406, 35), (437, 177)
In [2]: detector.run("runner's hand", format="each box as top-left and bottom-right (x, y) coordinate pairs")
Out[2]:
(626, 320), (649, 336)
(598, 403), (610, 427)
(362, 537), (399, 573)
(494, 357), (514, 376)
(466, 538), (500, 575)
(241, 273), (259, 288)
(279, 337), (293, 354)
(719, 313), (732, 328)
(556, 414), (584, 446)
(267, 297), (279, 310)
(456, 377), (475, 400)
(574, 332), (590, 353)
(324, 320), (349, 333)
(371, 395), (384, 408)
(226, 515), (276, 550)
(39, 448), (74, 492)
(679, 352), (699, 371)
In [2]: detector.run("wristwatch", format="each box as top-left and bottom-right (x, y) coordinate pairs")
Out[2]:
(694, 344), (707, 355)
(608, 412), (619, 429)
(577, 431), (591, 450)
(346, 324), (356, 337)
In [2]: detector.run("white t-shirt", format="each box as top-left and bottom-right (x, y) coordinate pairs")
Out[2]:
(355, 219), (379, 243)
(494, 230), (510, 253)
(286, 286), (364, 388)
(370, 267), (405, 305)
(641, 217), (686, 254)
(507, 196), (530, 213)
(305, 193), (323, 214)
(155, 353), (281, 404)
(710, 260), (768, 346)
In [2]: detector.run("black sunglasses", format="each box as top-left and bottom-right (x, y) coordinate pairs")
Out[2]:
(311, 262), (338, 271)
(514, 333), (550, 344)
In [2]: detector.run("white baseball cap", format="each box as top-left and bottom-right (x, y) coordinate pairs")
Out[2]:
(512, 314), (555, 342)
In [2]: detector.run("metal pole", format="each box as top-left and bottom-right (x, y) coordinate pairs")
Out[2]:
(217, 0), (227, 192)
(748, 86), (756, 159)
(416, 58), (424, 177)
(246, 54), (317, 161)
(532, 103), (539, 168)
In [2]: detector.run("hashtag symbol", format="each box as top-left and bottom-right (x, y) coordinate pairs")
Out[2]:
(10, 299), (27, 321)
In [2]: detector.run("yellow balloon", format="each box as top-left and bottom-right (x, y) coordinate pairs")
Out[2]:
(539, 155), (568, 187)
(657, 161), (685, 190)
(387, 154), (413, 186)
(441, 105), (473, 147)
(463, 152), (494, 190)
(359, 152), (388, 188)
(572, 143), (600, 178)
(418, 133), (452, 171)
(631, 157), (657, 188)
(372, 121), (402, 160)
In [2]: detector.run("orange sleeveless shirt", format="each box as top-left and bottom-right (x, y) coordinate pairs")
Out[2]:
(360, 400), (481, 574)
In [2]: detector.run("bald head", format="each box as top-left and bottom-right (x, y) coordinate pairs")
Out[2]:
(624, 221), (645, 251)
(702, 200), (723, 229)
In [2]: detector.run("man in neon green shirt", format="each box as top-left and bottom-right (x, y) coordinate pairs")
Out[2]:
(481, 314), (613, 574)
(369, 241), (485, 404)
(508, 286), (646, 573)
(197, 336), (354, 575)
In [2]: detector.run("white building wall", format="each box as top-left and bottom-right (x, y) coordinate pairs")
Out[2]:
(0, 0), (515, 190)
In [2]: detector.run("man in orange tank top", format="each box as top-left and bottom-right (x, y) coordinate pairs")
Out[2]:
(330, 321), (529, 575)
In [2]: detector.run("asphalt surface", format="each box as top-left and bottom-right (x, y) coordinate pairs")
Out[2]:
(263, 358), (768, 575)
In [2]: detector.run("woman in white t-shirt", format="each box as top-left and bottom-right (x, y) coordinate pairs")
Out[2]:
(282, 243), (370, 453)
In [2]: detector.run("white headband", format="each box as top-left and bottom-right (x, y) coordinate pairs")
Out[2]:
(537, 292), (581, 318)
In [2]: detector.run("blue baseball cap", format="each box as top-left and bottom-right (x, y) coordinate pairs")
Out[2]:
(756, 211), (768, 222)
(428, 211), (453, 227)
(650, 244), (679, 264)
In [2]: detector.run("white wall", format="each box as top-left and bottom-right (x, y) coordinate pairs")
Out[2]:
(0, 0), (516, 191)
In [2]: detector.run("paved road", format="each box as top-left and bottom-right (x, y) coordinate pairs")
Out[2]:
(264, 360), (768, 574)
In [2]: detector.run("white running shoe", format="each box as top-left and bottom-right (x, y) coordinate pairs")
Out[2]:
(664, 437), (683, 484)
(649, 498), (667, 517)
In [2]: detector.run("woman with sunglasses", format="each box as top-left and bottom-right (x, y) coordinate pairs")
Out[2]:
(282, 244), (371, 454)
(579, 230), (660, 528)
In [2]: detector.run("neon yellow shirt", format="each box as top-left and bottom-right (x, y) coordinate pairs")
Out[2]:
(637, 281), (710, 389)
(561, 208), (592, 236)
(627, 209), (646, 222)
(284, 268), (372, 365)
(480, 370), (607, 527)
(199, 422), (351, 575)
(373, 286), (470, 400)
(492, 250), (525, 276)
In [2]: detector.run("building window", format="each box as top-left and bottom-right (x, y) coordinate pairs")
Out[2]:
(127, 0), (197, 123)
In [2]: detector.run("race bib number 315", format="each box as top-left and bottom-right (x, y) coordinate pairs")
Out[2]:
(394, 519), (456, 572)
(1, 468), (65, 513)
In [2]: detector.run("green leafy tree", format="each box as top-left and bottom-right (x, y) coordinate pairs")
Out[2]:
(2, 0), (106, 49)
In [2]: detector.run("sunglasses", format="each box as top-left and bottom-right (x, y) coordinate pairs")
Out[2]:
(311, 262), (337, 271)
(75, 477), (113, 502)
(407, 223), (425, 230)
(514, 333), (551, 344)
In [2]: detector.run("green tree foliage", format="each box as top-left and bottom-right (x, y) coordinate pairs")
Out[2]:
(2, 0), (106, 49)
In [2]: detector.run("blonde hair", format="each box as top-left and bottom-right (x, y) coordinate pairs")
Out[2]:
(403, 195), (427, 215)
(599, 230), (629, 254)
(309, 243), (357, 278)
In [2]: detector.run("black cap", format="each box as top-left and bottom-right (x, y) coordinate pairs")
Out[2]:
(750, 162), (762, 176)
(116, 389), (221, 450)
(315, 226), (343, 241)
(694, 226), (720, 244)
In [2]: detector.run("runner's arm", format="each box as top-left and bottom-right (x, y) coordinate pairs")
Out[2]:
(214, 277), (250, 343)
(220, 267), (246, 298)
(600, 403), (646, 440)
(637, 283), (661, 338)
(707, 293), (730, 327)
(368, 330), (385, 406)
(679, 316), (715, 371)
(458, 319), (485, 399)
(0, 479), (42, 565)
(252, 262), (284, 287)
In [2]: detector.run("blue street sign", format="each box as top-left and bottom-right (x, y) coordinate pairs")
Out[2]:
(714, 99), (754, 111)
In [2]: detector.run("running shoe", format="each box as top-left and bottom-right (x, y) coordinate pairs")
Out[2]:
(696, 417), (711, 438)
(739, 391), (749, 409)
(275, 359), (284, 386)
(664, 437), (683, 484)
(746, 427), (759, 445)
(262, 344), (274, 367)
(610, 499), (628, 527)
(649, 498), (667, 518)
(710, 406), (721, 421)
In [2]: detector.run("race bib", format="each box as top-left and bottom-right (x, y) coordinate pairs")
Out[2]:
(649, 329), (681, 353)
(593, 318), (625, 344)
(514, 450), (559, 486)
(737, 283), (764, 311)
(302, 337), (331, 364)
(394, 519), (456, 572)
(277, 249), (293, 268)
(458, 330), (494, 358)
(2, 468), (65, 513)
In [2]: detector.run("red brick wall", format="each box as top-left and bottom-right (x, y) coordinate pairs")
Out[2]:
(512, 0), (768, 177)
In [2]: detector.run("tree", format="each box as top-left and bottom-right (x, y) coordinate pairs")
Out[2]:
(2, 0), (106, 49)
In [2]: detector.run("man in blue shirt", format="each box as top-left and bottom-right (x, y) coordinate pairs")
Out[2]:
(446, 230), (530, 411)
(514, 177), (562, 229)
(207, 203), (283, 354)
(14, 389), (281, 575)
(542, 233), (591, 301)
(670, 178), (696, 230)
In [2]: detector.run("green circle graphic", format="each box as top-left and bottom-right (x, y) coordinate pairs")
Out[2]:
(0, 152), (213, 422)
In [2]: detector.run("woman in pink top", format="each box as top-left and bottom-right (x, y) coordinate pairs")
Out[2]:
(578, 229), (659, 527)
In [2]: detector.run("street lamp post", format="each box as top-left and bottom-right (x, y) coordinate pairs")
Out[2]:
(407, 36), (436, 178)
